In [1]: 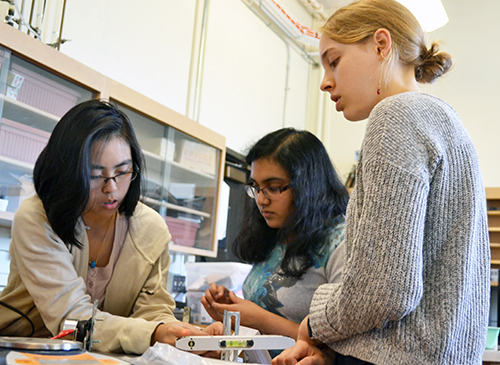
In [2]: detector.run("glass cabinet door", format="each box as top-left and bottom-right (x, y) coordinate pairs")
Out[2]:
(113, 101), (221, 257)
(0, 47), (93, 226)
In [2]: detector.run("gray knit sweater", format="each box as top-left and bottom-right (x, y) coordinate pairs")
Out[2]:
(309, 92), (490, 365)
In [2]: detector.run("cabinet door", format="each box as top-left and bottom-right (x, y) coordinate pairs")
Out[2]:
(0, 47), (94, 227)
(113, 102), (221, 257)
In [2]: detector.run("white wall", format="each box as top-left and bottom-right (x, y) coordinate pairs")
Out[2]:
(60, 0), (500, 186)
(61, 0), (313, 155)
(423, 0), (500, 187)
(197, 0), (311, 153)
(61, 0), (196, 114)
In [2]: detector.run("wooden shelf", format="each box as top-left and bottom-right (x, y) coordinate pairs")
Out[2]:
(1, 95), (59, 133)
(0, 155), (34, 185)
(487, 188), (500, 268)
(142, 150), (215, 187)
(142, 196), (210, 218)
(0, 210), (15, 228)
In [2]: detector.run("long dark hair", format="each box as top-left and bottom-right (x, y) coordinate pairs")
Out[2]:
(232, 128), (349, 278)
(33, 99), (144, 249)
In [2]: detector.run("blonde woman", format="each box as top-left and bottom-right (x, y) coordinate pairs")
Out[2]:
(274, 1), (489, 364)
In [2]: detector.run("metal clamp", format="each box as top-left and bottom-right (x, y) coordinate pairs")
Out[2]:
(62, 300), (102, 351)
(221, 310), (240, 362)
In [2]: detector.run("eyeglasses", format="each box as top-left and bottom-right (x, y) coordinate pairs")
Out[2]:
(90, 170), (138, 188)
(244, 184), (291, 200)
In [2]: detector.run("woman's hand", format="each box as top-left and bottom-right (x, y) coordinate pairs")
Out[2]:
(152, 322), (206, 346)
(271, 340), (335, 365)
(202, 321), (224, 335)
(201, 283), (234, 322)
(152, 321), (223, 358)
(202, 288), (262, 329)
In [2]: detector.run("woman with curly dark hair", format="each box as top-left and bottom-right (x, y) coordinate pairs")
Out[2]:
(202, 128), (349, 346)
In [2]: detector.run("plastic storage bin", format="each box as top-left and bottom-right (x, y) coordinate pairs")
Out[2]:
(10, 63), (81, 117)
(185, 262), (252, 293)
(0, 118), (50, 164)
(486, 327), (500, 350)
(165, 216), (200, 247)
(185, 291), (213, 324)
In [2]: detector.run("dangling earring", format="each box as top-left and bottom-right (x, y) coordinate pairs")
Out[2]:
(377, 52), (386, 95)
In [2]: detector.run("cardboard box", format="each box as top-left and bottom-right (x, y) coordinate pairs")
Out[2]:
(140, 137), (175, 161)
(177, 140), (216, 175)
(169, 183), (196, 200)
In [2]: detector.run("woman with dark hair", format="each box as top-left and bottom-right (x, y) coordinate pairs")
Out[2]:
(0, 99), (221, 354)
(202, 128), (349, 344)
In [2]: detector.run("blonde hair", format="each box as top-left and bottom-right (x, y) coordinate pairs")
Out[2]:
(321, 0), (452, 83)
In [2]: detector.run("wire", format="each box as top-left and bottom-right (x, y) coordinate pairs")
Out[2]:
(51, 329), (74, 339)
(0, 300), (35, 336)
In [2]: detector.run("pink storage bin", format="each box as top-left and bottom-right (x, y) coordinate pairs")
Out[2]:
(10, 63), (82, 117)
(165, 216), (200, 247)
(0, 118), (50, 164)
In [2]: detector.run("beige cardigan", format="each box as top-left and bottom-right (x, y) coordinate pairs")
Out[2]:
(0, 195), (179, 354)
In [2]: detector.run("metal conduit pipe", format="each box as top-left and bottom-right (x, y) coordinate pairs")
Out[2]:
(57, 0), (67, 50)
(297, 0), (329, 20)
(282, 43), (290, 128)
(192, 0), (210, 123)
(186, 0), (210, 122)
(243, 1), (319, 67)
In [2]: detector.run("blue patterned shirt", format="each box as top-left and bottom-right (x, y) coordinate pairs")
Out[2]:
(242, 216), (345, 325)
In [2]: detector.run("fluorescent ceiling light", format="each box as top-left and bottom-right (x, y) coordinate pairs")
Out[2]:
(396, 0), (449, 32)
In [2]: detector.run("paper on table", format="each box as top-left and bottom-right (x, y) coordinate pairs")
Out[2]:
(132, 342), (261, 364)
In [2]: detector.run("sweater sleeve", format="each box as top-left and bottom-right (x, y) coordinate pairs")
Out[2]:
(8, 197), (97, 336)
(7, 197), (177, 355)
(310, 160), (428, 342)
(309, 98), (432, 343)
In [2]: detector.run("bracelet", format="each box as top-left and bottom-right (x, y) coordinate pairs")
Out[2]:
(307, 317), (329, 351)
(307, 317), (314, 338)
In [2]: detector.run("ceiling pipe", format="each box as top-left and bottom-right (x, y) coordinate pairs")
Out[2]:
(297, 0), (329, 21)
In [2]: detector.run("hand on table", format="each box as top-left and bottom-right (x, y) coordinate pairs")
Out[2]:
(272, 316), (334, 365)
(152, 320), (223, 358)
(271, 340), (334, 365)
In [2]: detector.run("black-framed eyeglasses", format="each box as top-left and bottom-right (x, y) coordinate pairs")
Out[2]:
(90, 170), (138, 188)
(244, 184), (291, 200)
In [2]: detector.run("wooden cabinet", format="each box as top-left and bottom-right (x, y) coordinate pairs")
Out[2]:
(486, 187), (500, 362)
(487, 187), (500, 267)
(0, 22), (225, 258)
(0, 47), (94, 228)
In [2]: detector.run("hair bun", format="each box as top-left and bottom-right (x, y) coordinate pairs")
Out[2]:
(415, 42), (453, 83)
